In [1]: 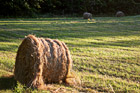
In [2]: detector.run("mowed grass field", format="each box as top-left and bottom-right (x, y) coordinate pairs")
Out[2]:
(0, 15), (140, 92)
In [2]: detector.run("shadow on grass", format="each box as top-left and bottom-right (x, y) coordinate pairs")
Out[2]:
(0, 75), (17, 90)
(68, 39), (140, 48)
(89, 40), (140, 47)
(0, 44), (18, 52)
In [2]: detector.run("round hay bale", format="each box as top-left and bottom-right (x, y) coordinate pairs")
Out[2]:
(14, 35), (80, 89)
(83, 12), (92, 19)
(116, 11), (125, 17)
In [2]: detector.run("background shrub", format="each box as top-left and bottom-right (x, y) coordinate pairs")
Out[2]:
(0, 0), (139, 17)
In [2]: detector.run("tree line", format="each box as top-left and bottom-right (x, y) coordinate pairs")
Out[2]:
(0, 0), (140, 17)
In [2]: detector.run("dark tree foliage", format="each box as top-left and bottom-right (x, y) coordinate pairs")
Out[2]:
(0, 0), (42, 17)
(0, 0), (139, 17)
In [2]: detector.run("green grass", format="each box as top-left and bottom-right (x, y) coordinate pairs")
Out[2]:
(0, 15), (140, 92)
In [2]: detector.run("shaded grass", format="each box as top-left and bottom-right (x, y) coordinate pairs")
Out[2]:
(0, 75), (16, 90)
(0, 15), (140, 92)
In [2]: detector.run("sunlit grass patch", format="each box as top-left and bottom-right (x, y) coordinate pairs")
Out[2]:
(0, 16), (140, 92)
(81, 74), (140, 92)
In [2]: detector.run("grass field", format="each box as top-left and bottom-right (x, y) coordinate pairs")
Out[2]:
(0, 15), (140, 93)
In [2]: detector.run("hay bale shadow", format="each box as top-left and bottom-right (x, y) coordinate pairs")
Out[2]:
(0, 75), (17, 90)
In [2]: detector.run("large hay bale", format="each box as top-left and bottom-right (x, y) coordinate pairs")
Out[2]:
(14, 35), (80, 89)
(83, 12), (92, 19)
(116, 11), (125, 17)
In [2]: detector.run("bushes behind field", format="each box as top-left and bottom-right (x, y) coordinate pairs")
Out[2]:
(0, 0), (139, 17)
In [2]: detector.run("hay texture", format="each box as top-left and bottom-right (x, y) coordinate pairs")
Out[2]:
(116, 11), (125, 17)
(83, 12), (92, 19)
(14, 35), (80, 89)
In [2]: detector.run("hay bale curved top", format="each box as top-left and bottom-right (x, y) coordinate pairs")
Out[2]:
(83, 12), (92, 19)
(116, 11), (125, 17)
(14, 35), (80, 89)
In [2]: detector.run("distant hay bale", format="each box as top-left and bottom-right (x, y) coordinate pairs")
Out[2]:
(83, 12), (92, 19)
(116, 11), (125, 17)
(14, 35), (80, 89)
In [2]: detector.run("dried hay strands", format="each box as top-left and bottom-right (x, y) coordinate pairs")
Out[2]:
(14, 35), (80, 89)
